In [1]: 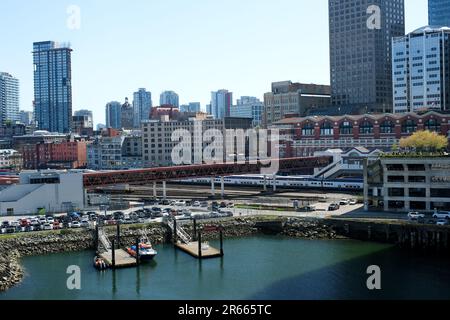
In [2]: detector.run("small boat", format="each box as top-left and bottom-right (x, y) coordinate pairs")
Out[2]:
(94, 256), (108, 270)
(126, 236), (157, 261)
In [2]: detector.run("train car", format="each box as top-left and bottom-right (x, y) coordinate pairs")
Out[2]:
(177, 175), (363, 191)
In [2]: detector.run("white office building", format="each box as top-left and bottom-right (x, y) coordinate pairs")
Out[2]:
(392, 26), (450, 113)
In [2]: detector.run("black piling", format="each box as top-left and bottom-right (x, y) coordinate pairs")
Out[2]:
(198, 231), (202, 259)
(111, 239), (116, 269)
(135, 238), (140, 265)
(219, 226), (224, 257)
(116, 222), (121, 248)
(173, 219), (178, 245)
(95, 225), (99, 249)
(193, 219), (197, 241)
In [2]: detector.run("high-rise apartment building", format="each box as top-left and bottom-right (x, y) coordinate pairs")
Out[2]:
(160, 91), (179, 107)
(392, 26), (450, 113)
(19, 110), (34, 126)
(429, 0), (450, 27)
(210, 90), (233, 119)
(133, 88), (152, 128)
(329, 0), (405, 113)
(33, 41), (73, 133)
(105, 101), (122, 129)
(0, 72), (20, 124)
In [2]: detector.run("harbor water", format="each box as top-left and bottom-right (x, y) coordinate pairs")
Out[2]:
(1, 236), (450, 300)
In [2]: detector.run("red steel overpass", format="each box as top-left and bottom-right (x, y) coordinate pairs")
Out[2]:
(82, 156), (332, 188)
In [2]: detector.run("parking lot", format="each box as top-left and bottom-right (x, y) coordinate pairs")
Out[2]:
(0, 199), (237, 235)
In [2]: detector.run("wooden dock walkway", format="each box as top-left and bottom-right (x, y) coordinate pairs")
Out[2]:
(100, 249), (137, 268)
(175, 242), (223, 259)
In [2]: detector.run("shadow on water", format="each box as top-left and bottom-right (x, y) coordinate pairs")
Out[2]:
(249, 247), (450, 300)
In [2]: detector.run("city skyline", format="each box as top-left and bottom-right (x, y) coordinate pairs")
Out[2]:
(0, 0), (428, 126)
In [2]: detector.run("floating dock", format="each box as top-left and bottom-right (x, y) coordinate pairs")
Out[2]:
(99, 249), (137, 269)
(175, 241), (223, 259)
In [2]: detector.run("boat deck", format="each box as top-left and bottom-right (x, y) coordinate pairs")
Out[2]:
(175, 242), (223, 259)
(100, 249), (137, 268)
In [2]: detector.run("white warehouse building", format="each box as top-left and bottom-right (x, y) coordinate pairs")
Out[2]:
(0, 170), (86, 216)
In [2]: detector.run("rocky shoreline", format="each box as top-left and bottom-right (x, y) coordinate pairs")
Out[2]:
(0, 216), (341, 292)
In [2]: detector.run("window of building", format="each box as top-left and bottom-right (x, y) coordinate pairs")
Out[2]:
(359, 121), (373, 134)
(401, 120), (417, 133)
(425, 118), (441, 132)
(380, 120), (394, 134)
(339, 121), (353, 135)
(302, 123), (315, 136)
(320, 122), (333, 136)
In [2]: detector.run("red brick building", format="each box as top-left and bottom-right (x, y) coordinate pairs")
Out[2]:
(21, 140), (87, 170)
(272, 111), (450, 157)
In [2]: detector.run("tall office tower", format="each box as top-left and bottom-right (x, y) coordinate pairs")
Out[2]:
(121, 97), (134, 130)
(74, 109), (94, 128)
(133, 88), (152, 128)
(392, 26), (450, 113)
(210, 90), (233, 119)
(329, 0), (405, 113)
(429, 0), (450, 27)
(0, 72), (20, 124)
(160, 91), (179, 107)
(105, 101), (122, 129)
(33, 41), (73, 133)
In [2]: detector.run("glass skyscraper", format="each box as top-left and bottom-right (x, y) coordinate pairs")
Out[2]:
(133, 88), (152, 128)
(33, 41), (73, 133)
(329, 0), (405, 113)
(210, 90), (233, 119)
(105, 101), (122, 129)
(429, 0), (450, 27)
(0, 72), (20, 125)
(159, 91), (179, 107)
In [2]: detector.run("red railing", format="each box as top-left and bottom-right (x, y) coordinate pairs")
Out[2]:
(82, 156), (332, 188)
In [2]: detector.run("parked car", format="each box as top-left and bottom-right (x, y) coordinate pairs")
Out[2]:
(437, 219), (449, 226)
(175, 201), (186, 207)
(71, 221), (81, 228)
(408, 212), (425, 220)
(298, 205), (316, 212)
(42, 223), (53, 231)
(339, 199), (350, 205)
(349, 199), (358, 205)
(113, 212), (125, 220)
(161, 200), (170, 206)
(193, 201), (201, 207)
(53, 222), (62, 230)
(201, 202), (209, 208)
(433, 211), (450, 219)
(328, 203), (340, 211)
(1, 221), (10, 228)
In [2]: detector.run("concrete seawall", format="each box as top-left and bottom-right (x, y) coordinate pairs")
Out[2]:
(2, 216), (449, 292)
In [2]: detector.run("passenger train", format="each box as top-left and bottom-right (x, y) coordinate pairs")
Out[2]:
(178, 175), (363, 191)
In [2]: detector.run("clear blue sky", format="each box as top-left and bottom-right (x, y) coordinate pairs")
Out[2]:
(0, 0), (428, 126)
